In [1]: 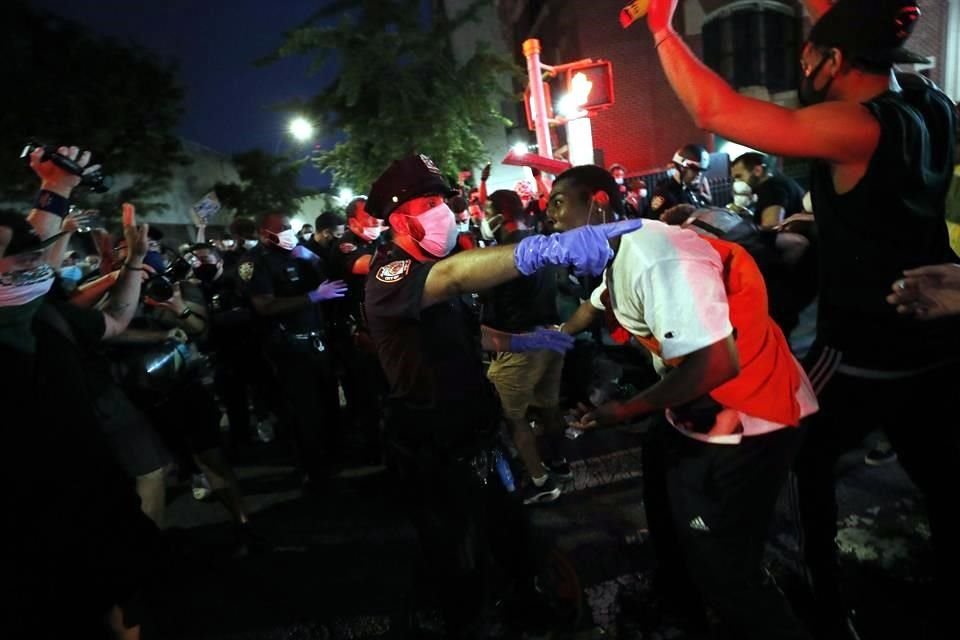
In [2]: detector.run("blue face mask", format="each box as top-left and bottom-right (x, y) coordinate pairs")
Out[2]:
(59, 265), (83, 282)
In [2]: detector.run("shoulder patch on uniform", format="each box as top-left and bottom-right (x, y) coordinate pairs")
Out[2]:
(238, 261), (254, 281)
(375, 259), (411, 283)
(339, 242), (357, 254)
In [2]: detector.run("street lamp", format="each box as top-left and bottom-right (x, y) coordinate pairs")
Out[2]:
(288, 116), (315, 142)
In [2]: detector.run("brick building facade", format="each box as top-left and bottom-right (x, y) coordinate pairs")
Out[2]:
(495, 0), (958, 177)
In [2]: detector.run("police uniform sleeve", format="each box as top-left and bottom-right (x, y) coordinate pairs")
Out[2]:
(365, 258), (434, 320)
(333, 239), (363, 278)
(649, 179), (676, 216)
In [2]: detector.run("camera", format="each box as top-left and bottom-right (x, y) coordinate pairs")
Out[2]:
(20, 142), (113, 193)
(142, 254), (193, 302)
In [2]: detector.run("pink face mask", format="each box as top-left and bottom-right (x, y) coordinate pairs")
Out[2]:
(405, 203), (458, 258)
(360, 225), (383, 242)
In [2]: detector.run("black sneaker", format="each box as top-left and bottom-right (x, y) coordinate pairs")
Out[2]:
(521, 476), (561, 505)
(542, 458), (573, 481)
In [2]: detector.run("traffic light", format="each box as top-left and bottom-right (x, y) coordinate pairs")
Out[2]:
(563, 61), (615, 112)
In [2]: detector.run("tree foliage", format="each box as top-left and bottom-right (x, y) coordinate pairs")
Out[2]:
(267, 0), (518, 192)
(214, 150), (316, 220)
(0, 1), (188, 214)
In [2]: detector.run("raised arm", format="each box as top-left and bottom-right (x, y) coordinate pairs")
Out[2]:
(803, 0), (835, 22)
(26, 146), (93, 239)
(645, 0), (878, 163)
(102, 204), (151, 340)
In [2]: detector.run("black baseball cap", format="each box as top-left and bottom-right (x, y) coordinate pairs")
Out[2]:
(0, 210), (64, 257)
(366, 154), (458, 219)
(808, 0), (928, 65)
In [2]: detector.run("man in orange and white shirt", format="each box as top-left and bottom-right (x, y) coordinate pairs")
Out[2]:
(555, 165), (815, 639)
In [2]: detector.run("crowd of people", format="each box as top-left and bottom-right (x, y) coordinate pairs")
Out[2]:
(3, 0), (960, 638)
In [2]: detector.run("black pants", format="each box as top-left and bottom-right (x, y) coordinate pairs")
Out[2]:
(643, 418), (809, 640)
(268, 342), (341, 480)
(795, 352), (960, 622)
(384, 406), (537, 639)
(214, 344), (276, 441)
(328, 328), (386, 454)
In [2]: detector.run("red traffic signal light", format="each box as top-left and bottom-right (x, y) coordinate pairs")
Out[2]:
(563, 61), (614, 112)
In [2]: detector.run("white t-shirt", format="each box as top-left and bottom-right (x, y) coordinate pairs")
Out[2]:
(590, 221), (733, 371)
(590, 221), (816, 443)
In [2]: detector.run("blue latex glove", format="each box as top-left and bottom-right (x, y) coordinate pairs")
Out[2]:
(514, 219), (642, 276)
(509, 327), (576, 353)
(308, 279), (348, 303)
(291, 245), (320, 262)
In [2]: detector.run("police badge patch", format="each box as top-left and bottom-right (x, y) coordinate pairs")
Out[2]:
(375, 259), (411, 283)
(238, 261), (254, 281)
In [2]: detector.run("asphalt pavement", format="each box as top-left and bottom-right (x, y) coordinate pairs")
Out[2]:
(150, 422), (935, 640)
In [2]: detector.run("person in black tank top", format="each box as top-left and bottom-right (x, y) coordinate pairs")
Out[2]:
(637, 0), (958, 637)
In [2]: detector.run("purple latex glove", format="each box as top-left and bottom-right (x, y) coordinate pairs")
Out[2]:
(291, 245), (320, 262)
(509, 327), (576, 353)
(308, 279), (348, 303)
(514, 219), (642, 276)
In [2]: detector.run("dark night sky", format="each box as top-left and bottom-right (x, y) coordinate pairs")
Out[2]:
(29, 0), (337, 188)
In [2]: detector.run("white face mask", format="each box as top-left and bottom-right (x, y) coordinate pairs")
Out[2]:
(243, 239), (258, 250)
(733, 194), (754, 208)
(269, 228), (298, 251)
(408, 203), (459, 258)
(614, 177), (624, 185)
(457, 221), (470, 234)
(802, 192), (813, 213)
(360, 225), (382, 242)
(732, 180), (755, 209)
(639, 188), (648, 199)
(222, 239), (236, 249)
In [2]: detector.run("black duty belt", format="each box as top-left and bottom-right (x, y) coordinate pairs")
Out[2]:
(273, 328), (326, 353)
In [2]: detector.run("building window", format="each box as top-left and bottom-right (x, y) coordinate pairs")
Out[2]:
(703, 4), (801, 93)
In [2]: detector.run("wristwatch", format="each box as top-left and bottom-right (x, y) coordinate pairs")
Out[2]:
(178, 307), (193, 319)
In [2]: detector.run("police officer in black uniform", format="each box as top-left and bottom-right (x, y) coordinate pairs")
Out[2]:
(239, 213), (347, 487)
(301, 211), (346, 265)
(188, 242), (276, 445)
(362, 154), (637, 637)
(325, 198), (388, 463)
(649, 143), (713, 221)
